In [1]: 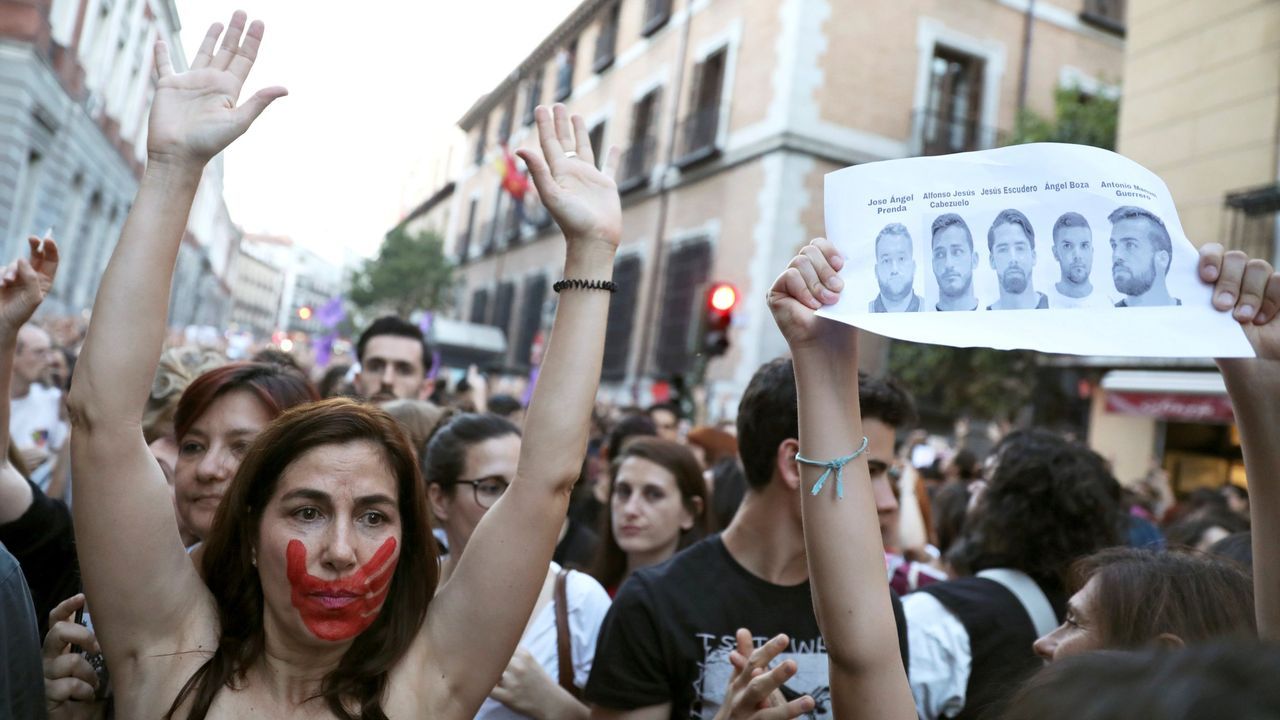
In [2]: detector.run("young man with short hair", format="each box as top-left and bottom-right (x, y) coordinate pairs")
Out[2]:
(353, 316), (434, 402)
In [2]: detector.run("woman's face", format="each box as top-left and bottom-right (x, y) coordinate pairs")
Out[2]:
(257, 440), (402, 645)
(1033, 576), (1104, 662)
(611, 456), (695, 564)
(174, 390), (273, 542)
(429, 434), (520, 557)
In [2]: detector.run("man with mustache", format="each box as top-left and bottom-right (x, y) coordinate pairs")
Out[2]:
(1047, 212), (1113, 308)
(986, 209), (1049, 310)
(869, 223), (922, 313)
(1109, 206), (1182, 307)
(354, 316), (436, 402)
(930, 214), (980, 311)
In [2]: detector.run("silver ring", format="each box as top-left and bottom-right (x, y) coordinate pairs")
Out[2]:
(564, 151), (579, 159)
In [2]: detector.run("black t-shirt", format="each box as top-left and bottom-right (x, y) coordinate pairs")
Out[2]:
(585, 535), (907, 719)
(0, 480), (80, 638)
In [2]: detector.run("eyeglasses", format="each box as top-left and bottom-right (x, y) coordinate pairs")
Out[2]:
(454, 476), (510, 509)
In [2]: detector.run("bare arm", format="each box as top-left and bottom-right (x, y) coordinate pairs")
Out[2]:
(590, 704), (671, 720)
(66, 14), (285, 662)
(1199, 244), (1280, 639)
(766, 239), (915, 719)
(420, 104), (621, 714)
(0, 236), (60, 524)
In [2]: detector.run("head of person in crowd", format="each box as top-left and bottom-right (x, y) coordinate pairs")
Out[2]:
(1032, 547), (1255, 662)
(736, 358), (914, 551)
(593, 438), (709, 591)
(1004, 641), (1280, 720)
(173, 362), (319, 543)
(987, 209), (1041, 306)
(931, 480), (971, 559)
(1108, 206), (1179, 306)
(930, 213), (979, 311)
(143, 346), (226, 487)
(355, 316), (434, 402)
(647, 402), (681, 442)
(951, 447), (981, 483)
(709, 458), (747, 530)
(871, 223), (920, 312)
(594, 413), (659, 506)
(43, 345), (74, 391)
(486, 393), (525, 426)
(184, 399), (435, 718)
(251, 346), (303, 372)
(380, 398), (454, 460)
(14, 324), (53, 392)
(952, 430), (1123, 600)
(317, 363), (354, 399)
(1209, 530), (1252, 573)
(1164, 507), (1248, 552)
(423, 413), (521, 563)
(685, 425), (738, 470)
(1051, 212), (1095, 296)
(1221, 483), (1249, 517)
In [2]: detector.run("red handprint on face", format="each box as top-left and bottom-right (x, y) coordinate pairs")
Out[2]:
(286, 537), (398, 641)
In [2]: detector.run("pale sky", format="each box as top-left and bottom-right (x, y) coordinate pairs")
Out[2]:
(176, 1), (581, 266)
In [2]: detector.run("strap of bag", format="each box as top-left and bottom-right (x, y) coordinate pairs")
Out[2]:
(976, 568), (1058, 638)
(555, 568), (580, 698)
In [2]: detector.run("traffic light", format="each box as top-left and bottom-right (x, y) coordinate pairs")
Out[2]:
(702, 282), (738, 357)
(297, 306), (313, 321)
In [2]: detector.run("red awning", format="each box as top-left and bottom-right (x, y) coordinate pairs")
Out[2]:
(1104, 391), (1234, 424)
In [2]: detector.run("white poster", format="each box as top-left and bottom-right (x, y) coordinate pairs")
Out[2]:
(819, 143), (1254, 358)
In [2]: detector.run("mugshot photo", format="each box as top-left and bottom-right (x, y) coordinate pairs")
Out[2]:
(1107, 206), (1182, 307)
(869, 222), (923, 313)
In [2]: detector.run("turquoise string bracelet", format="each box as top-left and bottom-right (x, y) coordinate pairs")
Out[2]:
(796, 436), (870, 499)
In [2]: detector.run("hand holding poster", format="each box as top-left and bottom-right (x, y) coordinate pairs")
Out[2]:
(819, 143), (1254, 357)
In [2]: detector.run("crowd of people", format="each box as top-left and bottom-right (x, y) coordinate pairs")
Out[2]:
(2, 12), (1277, 720)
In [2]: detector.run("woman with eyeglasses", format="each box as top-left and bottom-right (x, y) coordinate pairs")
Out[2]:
(425, 413), (611, 720)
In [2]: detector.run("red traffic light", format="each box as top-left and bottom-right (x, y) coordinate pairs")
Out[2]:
(708, 283), (738, 313)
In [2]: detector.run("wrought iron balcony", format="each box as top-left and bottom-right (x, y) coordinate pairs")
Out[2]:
(617, 134), (657, 194)
(675, 106), (721, 167)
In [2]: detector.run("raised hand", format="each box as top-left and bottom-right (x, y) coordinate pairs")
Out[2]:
(43, 594), (104, 720)
(714, 629), (815, 720)
(147, 12), (286, 166)
(767, 237), (849, 351)
(516, 104), (622, 251)
(1199, 244), (1280, 360)
(0, 235), (59, 336)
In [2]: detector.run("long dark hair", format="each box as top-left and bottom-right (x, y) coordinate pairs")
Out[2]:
(167, 399), (436, 720)
(592, 438), (709, 589)
(1071, 547), (1255, 649)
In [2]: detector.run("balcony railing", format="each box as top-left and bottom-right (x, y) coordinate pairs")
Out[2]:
(641, 0), (671, 37)
(1224, 183), (1280, 266)
(500, 202), (521, 246)
(477, 221), (495, 256)
(617, 134), (657, 194)
(1081, 0), (1125, 35)
(675, 106), (721, 167)
(911, 108), (1002, 156)
(593, 22), (617, 73)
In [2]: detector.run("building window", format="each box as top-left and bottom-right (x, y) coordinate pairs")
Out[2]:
(619, 88), (661, 194)
(593, 2), (620, 73)
(492, 281), (516, 338)
(470, 288), (490, 325)
(473, 115), (489, 166)
(458, 198), (479, 263)
(523, 67), (544, 126)
(498, 96), (516, 145)
(1080, 0), (1126, 35)
(588, 121), (607, 169)
(514, 274), (548, 369)
(554, 40), (577, 102)
(654, 240), (711, 377)
(918, 46), (985, 156)
(677, 47), (727, 167)
(602, 255), (641, 381)
(11, 149), (45, 253)
(642, 0), (671, 37)
(1224, 183), (1280, 266)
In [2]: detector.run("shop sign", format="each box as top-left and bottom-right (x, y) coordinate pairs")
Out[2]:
(1105, 391), (1234, 424)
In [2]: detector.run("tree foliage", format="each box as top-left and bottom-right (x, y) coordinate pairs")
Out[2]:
(348, 227), (454, 318)
(1009, 86), (1119, 150)
(888, 342), (1038, 423)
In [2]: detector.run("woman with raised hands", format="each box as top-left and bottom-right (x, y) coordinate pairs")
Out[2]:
(67, 12), (622, 719)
